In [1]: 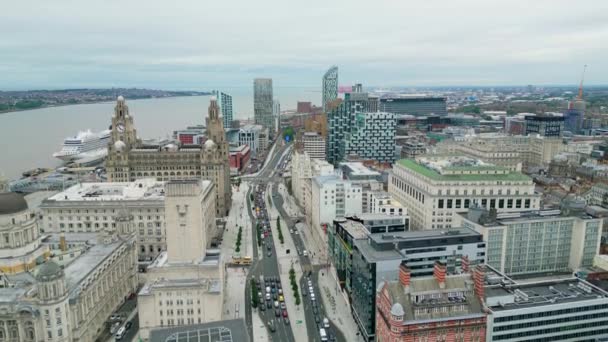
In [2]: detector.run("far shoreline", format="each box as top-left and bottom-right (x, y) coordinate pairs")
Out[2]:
(0, 94), (209, 116)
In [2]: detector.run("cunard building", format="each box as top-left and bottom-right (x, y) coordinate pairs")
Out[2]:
(105, 96), (232, 216)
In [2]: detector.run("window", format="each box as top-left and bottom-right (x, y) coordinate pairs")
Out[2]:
(447, 199), (453, 209)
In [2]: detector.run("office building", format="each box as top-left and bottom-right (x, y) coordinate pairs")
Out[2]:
(326, 87), (373, 164)
(138, 180), (223, 339)
(105, 96), (232, 216)
(0, 190), (137, 342)
(344, 112), (396, 164)
(483, 267), (608, 342)
(311, 175), (362, 244)
(525, 114), (565, 137)
(389, 156), (539, 230)
(379, 95), (448, 116)
(302, 132), (326, 160)
(347, 227), (485, 340)
(297, 101), (312, 113)
(291, 151), (334, 222)
(564, 108), (584, 134)
(322, 66), (338, 113)
(340, 162), (383, 213)
(376, 263), (486, 342)
(459, 207), (602, 276)
(368, 191), (406, 217)
(40, 178), (166, 262)
(212, 90), (234, 129)
(173, 125), (205, 145)
(238, 124), (268, 157)
(253, 78), (275, 137)
(273, 99), (280, 134)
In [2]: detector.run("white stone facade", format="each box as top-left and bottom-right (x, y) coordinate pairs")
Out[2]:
(302, 132), (326, 160)
(389, 157), (540, 230)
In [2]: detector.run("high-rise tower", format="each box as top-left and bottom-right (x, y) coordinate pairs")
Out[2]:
(212, 90), (234, 129)
(322, 66), (339, 113)
(254, 78), (275, 137)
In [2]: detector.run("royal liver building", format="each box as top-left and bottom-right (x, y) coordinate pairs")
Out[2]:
(106, 96), (232, 216)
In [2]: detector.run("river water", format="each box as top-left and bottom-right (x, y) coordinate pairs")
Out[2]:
(0, 87), (319, 179)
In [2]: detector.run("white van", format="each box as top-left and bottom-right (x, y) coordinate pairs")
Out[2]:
(115, 326), (126, 340)
(319, 328), (328, 341)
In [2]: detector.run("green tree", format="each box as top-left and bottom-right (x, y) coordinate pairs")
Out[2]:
(251, 279), (259, 308)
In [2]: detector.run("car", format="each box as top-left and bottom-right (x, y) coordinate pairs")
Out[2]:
(110, 314), (122, 322)
(271, 287), (276, 294)
(308, 280), (313, 287)
(260, 303), (266, 311)
(125, 321), (133, 330)
(284, 317), (290, 325)
(315, 315), (321, 324)
(302, 290), (307, 297)
(279, 295), (284, 302)
(311, 293), (316, 301)
(282, 310), (288, 317)
(278, 289), (283, 295)
(110, 322), (121, 334)
(267, 251), (272, 257)
(275, 309), (281, 317)
(268, 320), (276, 333)
(295, 231), (299, 235)
(308, 286), (314, 293)
(266, 301), (272, 309)
(280, 302), (286, 309)
(323, 317), (330, 328)
(115, 326), (127, 340)
(273, 293), (278, 300)
(274, 300), (279, 308)
(313, 306), (318, 315)
(303, 250), (308, 256)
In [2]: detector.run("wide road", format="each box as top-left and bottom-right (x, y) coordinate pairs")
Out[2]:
(244, 140), (296, 341)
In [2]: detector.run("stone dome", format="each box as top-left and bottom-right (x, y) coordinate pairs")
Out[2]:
(204, 139), (216, 149)
(117, 95), (125, 103)
(165, 143), (178, 152)
(114, 140), (127, 152)
(36, 260), (64, 282)
(390, 303), (405, 317)
(0, 192), (28, 215)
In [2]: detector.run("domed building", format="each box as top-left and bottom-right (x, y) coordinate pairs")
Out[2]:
(105, 96), (232, 216)
(0, 191), (50, 274)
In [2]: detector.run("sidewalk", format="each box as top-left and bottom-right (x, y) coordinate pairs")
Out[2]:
(267, 184), (309, 342)
(252, 308), (270, 342)
(317, 265), (364, 342)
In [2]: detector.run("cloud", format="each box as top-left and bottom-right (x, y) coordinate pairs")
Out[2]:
(1, 0), (607, 89)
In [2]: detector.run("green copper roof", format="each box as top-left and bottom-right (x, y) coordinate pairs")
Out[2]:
(396, 159), (531, 182)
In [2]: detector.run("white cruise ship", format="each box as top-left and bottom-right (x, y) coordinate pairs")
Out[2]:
(53, 129), (111, 163)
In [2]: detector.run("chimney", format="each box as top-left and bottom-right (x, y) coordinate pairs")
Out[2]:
(434, 261), (446, 289)
(473, 265), (486, 299)
(59, 233), (67, 252)
(399, 264), (411, 293)
(461, 255), (470, 273)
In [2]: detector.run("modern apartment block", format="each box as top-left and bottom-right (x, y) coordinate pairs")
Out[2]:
(322, 66), (338, 113)
(238, 124), (268, 157)
(311, 175), (362, 242)
(458, 208), (602, 277)
(326, 88), (373, 164)
(376, 262), (487, 342)
(525, 114), (565, 137)
(332, 225), (485, 340)
(389, 156), (539, 230)
(379, 95), (448, 116)
(253, 78), (274, 137)
(40, 178), (167, 262)
(344, 112), (396, 164)
(302, 131), (326, 159)
(212, 90), (233, 129)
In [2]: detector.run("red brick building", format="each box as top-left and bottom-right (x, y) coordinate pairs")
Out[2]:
(376, 262), (487, 342)
(229, 145), (251, 173)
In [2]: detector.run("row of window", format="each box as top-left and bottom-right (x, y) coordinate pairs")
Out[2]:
(494, 304), (608, 322)
(437, 198), (531, 210)
(495, 310), (608, 331)
(494, 320), (608, 340)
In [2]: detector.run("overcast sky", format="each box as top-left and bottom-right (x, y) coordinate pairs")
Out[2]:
(2, 0), (607, 90)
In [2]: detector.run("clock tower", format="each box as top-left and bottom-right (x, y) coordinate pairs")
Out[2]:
(107, 96), (140, 182)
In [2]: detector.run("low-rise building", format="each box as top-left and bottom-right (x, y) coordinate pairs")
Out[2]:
(229, 144), (251, 173)
(389, 156), (539, 230)
(40, 178), (166, 262)
(290, 151), (334, 221)
(458, 207), (602, 277)
(368, 191), (405, 216)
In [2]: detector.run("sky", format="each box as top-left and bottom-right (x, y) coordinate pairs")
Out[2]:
(1, 0), (607, 90)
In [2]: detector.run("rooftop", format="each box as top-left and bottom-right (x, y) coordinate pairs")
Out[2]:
(334, 218), (369, 240)
(396, 158), (531, 182)
(44, 178), (165, 202)
(149, 318), (250, 342)
(340, 162), (381, 177)
(486, 278), (608, 312)
(139, 277), (222, 296)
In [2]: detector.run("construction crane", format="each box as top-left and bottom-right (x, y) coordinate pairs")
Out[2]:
(577, 64), (587, 100)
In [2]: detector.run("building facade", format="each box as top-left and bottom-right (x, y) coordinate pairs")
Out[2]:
(212, 90), (233, 129)
(389, 157), (539, 230)
(138, 179), (222, 340)
(379, 96), (448, 116)
(105, 96), (232, 217)
(238, 124), (268, 157)
(229, 145), (251, 173)
(253, 78), (274, 137)
(525, 114), (565, 137)
(459, 209), (602, 276)
(322, 66), (338, 113)
(291, 151), (334, 222)
(0, 190), (138, 342)
(302, 132), (326, 160)
(376, 263), (487, 342)
(344, 112), (396, 164)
